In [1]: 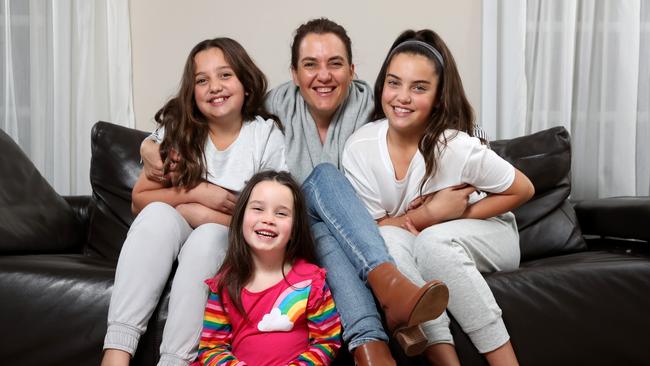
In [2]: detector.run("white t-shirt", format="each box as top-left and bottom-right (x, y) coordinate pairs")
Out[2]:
(342, 119), (515, 219)
(151, 116), (287, 192)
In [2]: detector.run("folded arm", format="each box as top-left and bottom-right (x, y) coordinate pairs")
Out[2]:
(131, 172), (237, 227)
(378, 184), (475, 231)
(379, 169), (534, 232)
(460, 168), (534, 220)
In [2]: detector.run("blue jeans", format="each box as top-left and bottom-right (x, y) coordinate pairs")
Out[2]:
(302, 163), (394, 350)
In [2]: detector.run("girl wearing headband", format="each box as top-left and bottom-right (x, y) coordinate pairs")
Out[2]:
(343, 29), (534, 365)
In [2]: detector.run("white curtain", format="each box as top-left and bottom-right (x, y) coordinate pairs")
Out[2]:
(485, 0), (650, 199)
(1, 0), (134, 195)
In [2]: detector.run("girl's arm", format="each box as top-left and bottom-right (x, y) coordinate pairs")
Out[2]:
(378, 184), (475, 231)
(197, 291), (247, 366)
(287, 283), (342, 365)
(460, 168), (534, 219)
(379, 169), (534, 231)
(131, 171), (237, 216)
(176, 203), (231, 228)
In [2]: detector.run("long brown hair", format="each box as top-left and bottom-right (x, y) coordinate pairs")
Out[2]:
(155, 38), (280, 189)
(372, 29), (475, 194)
(215, 170), (317, 318)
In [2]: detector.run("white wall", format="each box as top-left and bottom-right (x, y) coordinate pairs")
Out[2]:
(130, 0), (482, 131)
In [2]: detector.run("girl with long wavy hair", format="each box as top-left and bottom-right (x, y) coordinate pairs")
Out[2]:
(101, 37), (286, 366)
(342, 29), (535, 365)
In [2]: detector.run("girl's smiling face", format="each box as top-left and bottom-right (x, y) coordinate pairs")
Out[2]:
(242, 180), (294, 261)
(193, 47), (245, 126)
(381, 52), (439, 135)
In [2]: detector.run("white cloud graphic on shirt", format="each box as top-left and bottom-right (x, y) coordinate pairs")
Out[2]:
(257, 307), (294, 332)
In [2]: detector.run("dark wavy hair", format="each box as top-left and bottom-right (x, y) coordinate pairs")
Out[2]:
(215, 170), (317, 318)
(290, 17), (353, 69)
(155, 37), (280, 189)
(373, 29), (476, 195)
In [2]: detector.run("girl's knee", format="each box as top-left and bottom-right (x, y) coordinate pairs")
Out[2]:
(127, 202), (188, 241)
(182, 224), (229, 258)
(414, 231), (467, 264)
(191, 222), (228, 238)
(141, 201), (175, 214)
(137, 202), (183, 225)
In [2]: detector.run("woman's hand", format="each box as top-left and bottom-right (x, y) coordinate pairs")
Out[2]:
(141, 139), (182, 183)
(141, 139), (166, 181)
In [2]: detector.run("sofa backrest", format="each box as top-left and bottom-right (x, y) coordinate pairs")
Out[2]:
(0, 128), (84, 254)
(491, 126), (586, 261)
(88, 121), (148, 259)
(87, 122), (587, 262)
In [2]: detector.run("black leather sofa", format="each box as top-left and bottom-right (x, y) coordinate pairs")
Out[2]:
(1, 121), (649, 366)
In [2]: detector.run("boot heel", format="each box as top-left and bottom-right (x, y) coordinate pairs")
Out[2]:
(408, 282), (449, 326)
(394, 324), (427, 357)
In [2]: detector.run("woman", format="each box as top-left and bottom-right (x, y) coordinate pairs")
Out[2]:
(142, 18), (451, 365)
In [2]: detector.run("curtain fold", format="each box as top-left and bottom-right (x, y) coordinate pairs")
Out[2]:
(492, 0), (649, 199)
(1, 0), (134, 195)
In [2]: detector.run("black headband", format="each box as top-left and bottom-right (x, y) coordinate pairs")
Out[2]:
(389, 40), (444, 69)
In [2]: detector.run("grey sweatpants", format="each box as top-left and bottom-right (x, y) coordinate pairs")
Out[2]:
(104, 202), (229, 366)
(379, 212), (519, 353)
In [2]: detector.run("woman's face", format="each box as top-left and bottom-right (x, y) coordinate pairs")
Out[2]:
(291, 32), (354, 123)
(381, 52), (439, 135)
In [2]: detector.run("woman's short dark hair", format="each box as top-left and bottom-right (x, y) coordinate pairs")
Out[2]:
(290, 17), (353, 69)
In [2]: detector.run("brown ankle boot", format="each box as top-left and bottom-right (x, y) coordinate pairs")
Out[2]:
(367, 263), (449, 356)
(353, 341), (396, 366)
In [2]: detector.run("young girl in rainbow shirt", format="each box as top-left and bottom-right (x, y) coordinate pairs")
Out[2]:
(197, 170), (341, 366)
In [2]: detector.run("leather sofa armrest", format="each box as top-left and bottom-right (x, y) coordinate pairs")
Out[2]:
(574, 197), (650, 242)
(63, 195), (93, 227)
(62, 195), (93, 252)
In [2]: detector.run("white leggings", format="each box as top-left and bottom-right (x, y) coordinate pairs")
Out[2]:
(104, 202), (229, 366)
(379, 212), (520, 353)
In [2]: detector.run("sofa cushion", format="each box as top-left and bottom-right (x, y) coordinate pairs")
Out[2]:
(88, 121), (148, 259)
(491, 126), (586, 260)
(0, 254), (115, 364)
(0, 128), (82, 254)
(446, 250), (650, 366)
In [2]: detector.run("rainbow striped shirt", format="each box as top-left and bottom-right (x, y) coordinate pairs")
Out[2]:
(197, 259), (341, 365)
